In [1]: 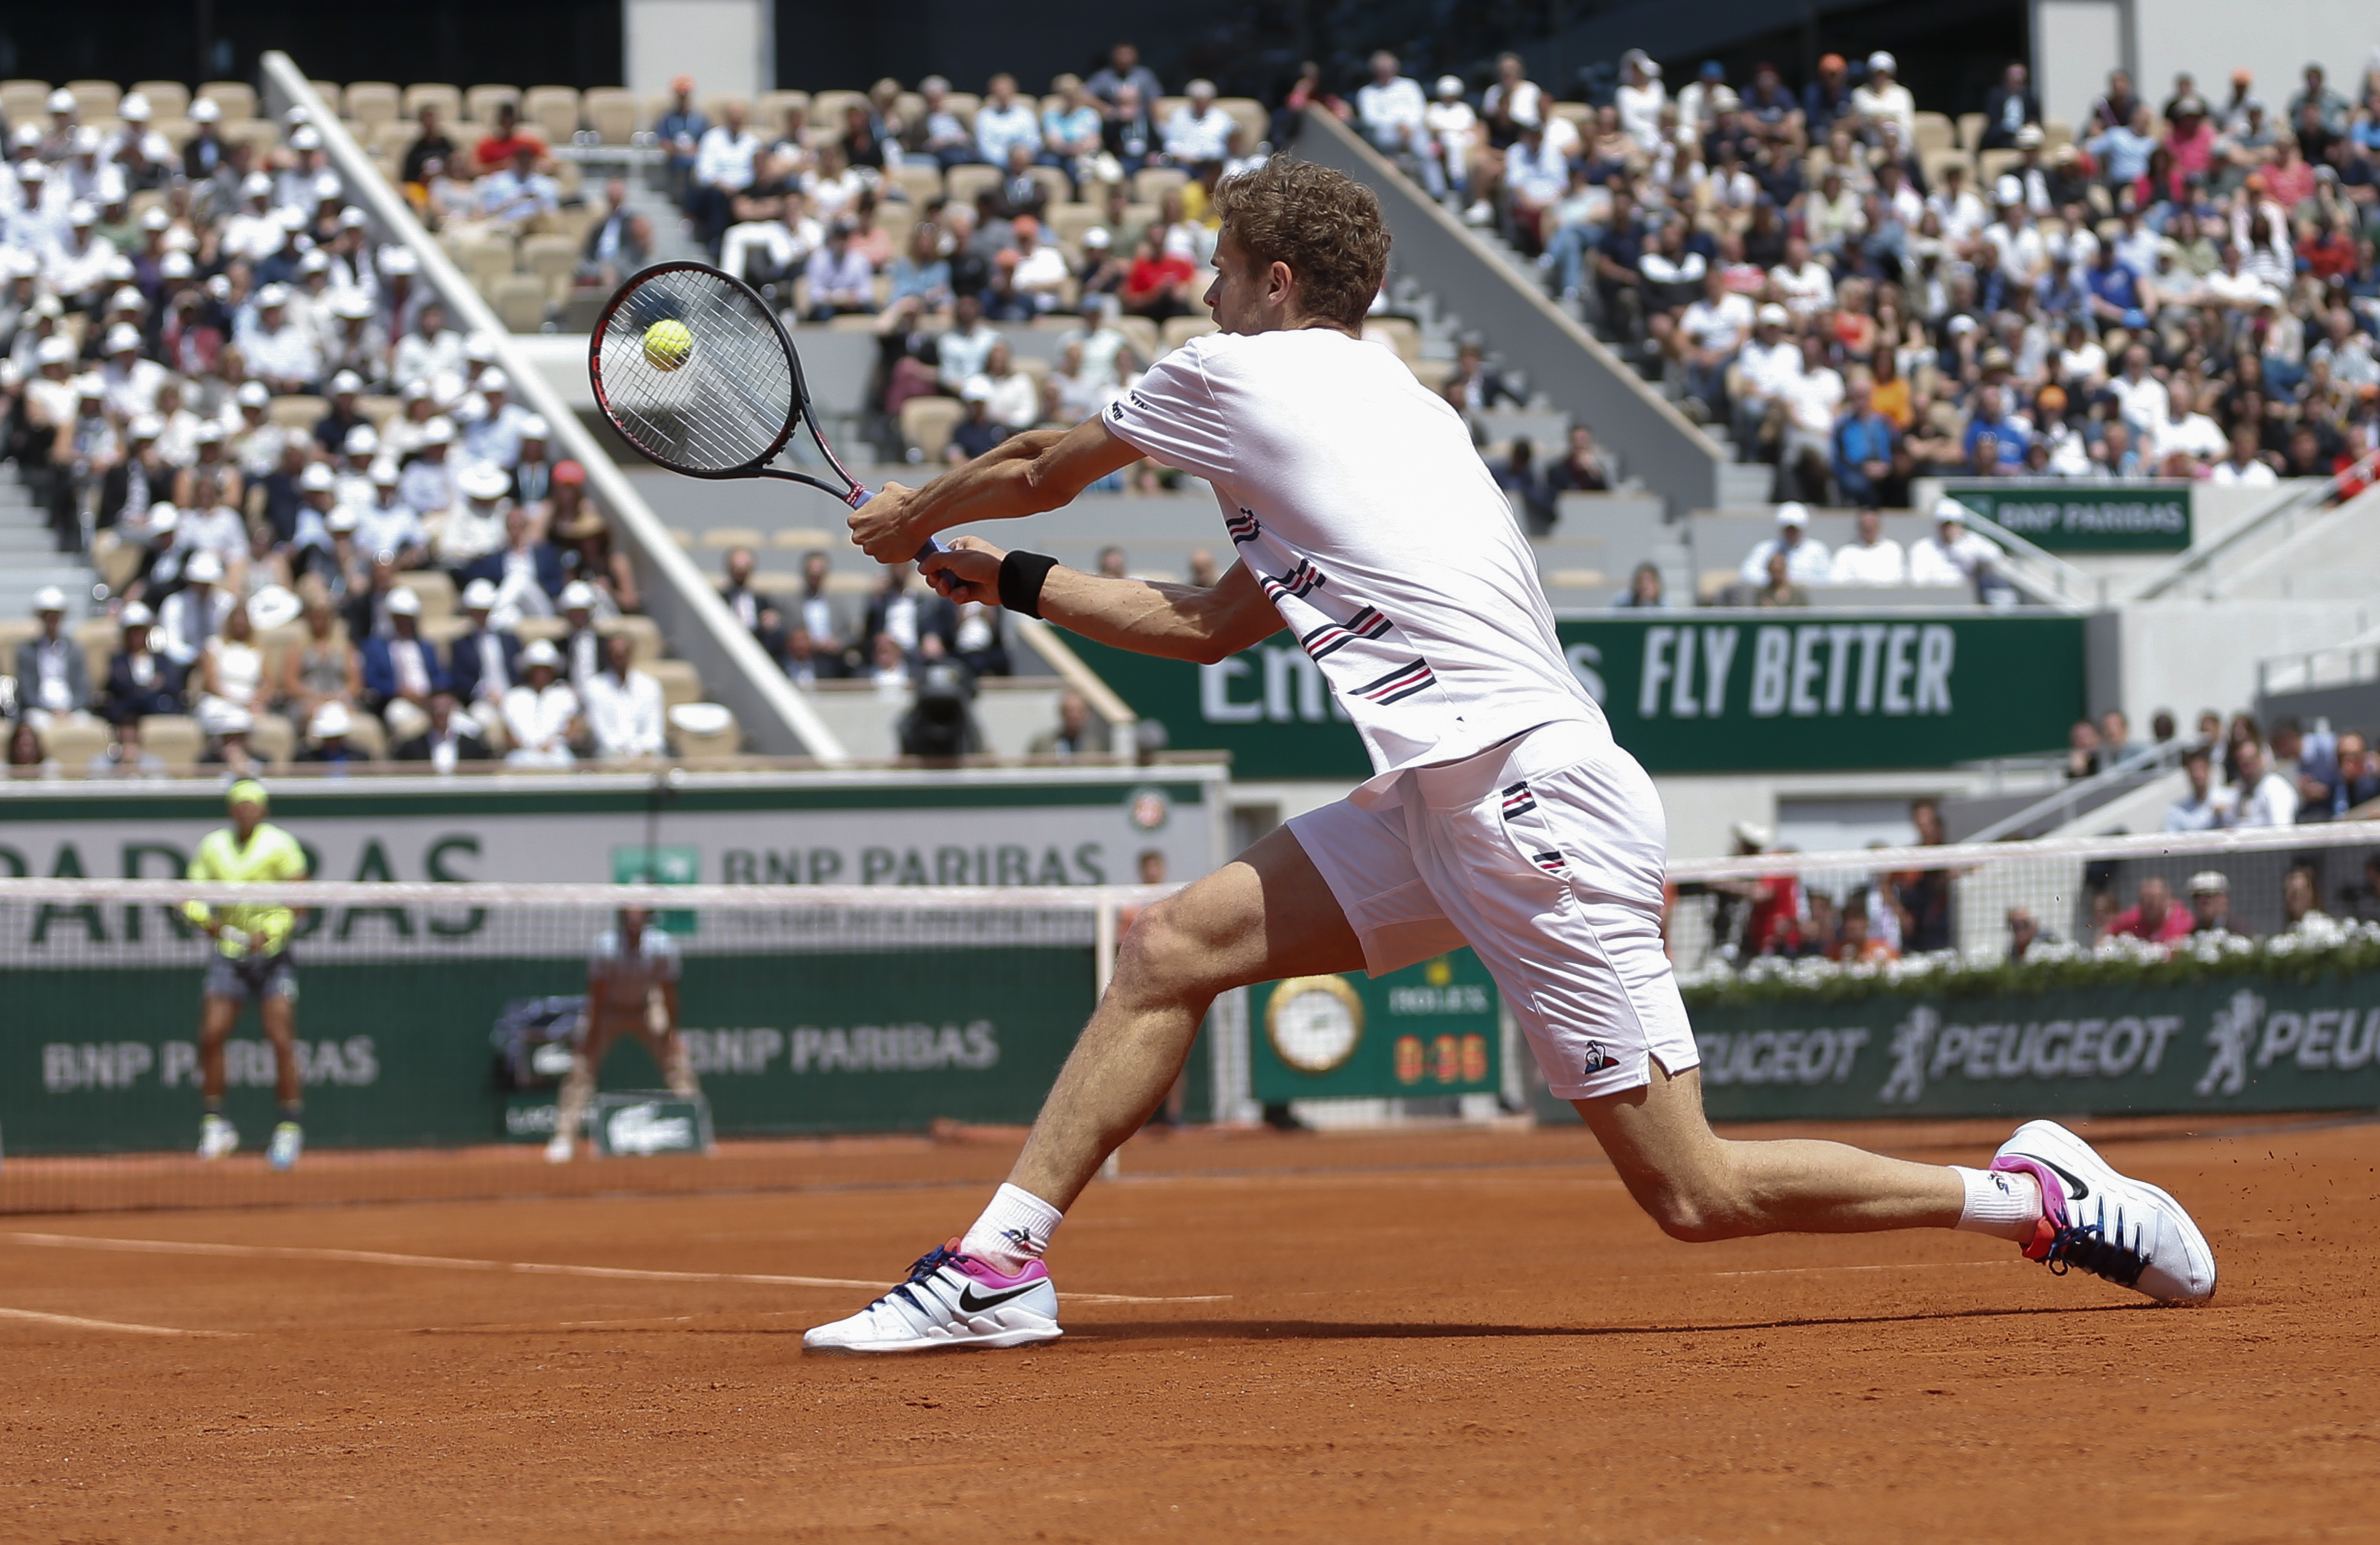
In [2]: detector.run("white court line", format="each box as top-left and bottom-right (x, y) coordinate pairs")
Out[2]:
(4, 1232), (1226, 1306)
(0, 1304), (243, 1338)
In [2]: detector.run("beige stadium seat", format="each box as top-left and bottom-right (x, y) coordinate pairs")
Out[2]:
(1362, 316), (1420, 366)
(2042, 118), (2074, 151)
(698, 526), (765, 551)
(893, 91), (924, 125)
(267, 394), (328, 431)
(338, 710), (390, 762)
(523, 85), (580, 142)
(455, 235), (516, 292)
(91, 529), (141, 592)
(1911, 111), (1954, 156)
(1161, 315), (1217, 354)
(890, 161), (943, 205)
(0, 619), (36, 664)
(132, 81), (190, 119)
(403, 82), (462, 124)
(646, 659), (705, 712)
(393, 569), (456, 621)
(1110, 201), (1158, 249)
(1133, 166), (1188, 205)
(666, 527), (695, 550)
(40, 715), (111, 769)
(1217, 96), (1267, 149)
(599, 614), (663, 666)
(248, 713), (296, 771)
(1114, 314), (1160, 366)
(72, 618), (117, 689)
(943, 91), (980, 126)
(1957, 111), (1987, 151)
(769, 526), (835, 551)
(669, 703), (740, 761)
(226, 120), (279, 160)
(0, 81), (50, 124)
(757, 89), (810, 128)
(199, 81), (256, 121)
(1023, 164), (1070, 209)
(138, 714), (204, 774)
(489, 273), (549, 333)
(356, 394), (403, 429)
(700, 94), (750, 127)
(1048, 201), (1101, 255)
(373, 119), (422, 159)
(582, 87), (639, 144)
(945, 164), (999, 206)
(521, 232), (580, 303)
(1977, 148), (2022, 187)
(873, 199), (917, 253)
(466, 84), (521, 127)
(150, 117), (196, 151)
(345, 81), (401, 129)
(1155, 96), (1185, 124)
(311, 81), (344, 116)
(66, 80), (121, 119)
(808, 89), (864, 126)
(513, 616), (568, 644)
(1921, 148), (1972, 191)
(898, 396), (964, 463)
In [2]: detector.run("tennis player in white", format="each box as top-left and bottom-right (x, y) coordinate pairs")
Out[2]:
(809, 159), (2212, 1354)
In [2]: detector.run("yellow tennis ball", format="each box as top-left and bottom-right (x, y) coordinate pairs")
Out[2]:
(642, 319), (693, 372)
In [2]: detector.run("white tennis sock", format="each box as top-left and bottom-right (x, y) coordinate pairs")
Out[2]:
(959, 1183), (1065, 1273)
(1951, 1165), (2044, 1241)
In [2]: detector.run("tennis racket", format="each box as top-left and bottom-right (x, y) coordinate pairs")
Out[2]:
(588, 260), (946, 568)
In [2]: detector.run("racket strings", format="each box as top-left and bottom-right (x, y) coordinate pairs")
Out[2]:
(596, 269), (798, 473)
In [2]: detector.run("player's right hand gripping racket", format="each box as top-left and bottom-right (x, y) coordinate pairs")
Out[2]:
(588, 261), (946, 568)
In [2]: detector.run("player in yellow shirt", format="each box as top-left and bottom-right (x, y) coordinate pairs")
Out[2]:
(182, 780), (311, 1167)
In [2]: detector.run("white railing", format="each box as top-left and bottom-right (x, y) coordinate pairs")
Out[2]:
(2132, 449), (2380, 601)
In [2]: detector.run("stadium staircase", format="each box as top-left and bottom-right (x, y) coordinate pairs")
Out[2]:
(0, 469), (94, 622)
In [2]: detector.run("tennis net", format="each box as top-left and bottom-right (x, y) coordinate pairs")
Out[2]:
(0, 880), (1184, 1214)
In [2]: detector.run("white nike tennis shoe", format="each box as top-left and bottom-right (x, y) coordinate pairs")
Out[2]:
(266, 1121), (303, 1171)
(803, 1241), (1063, 1354)
(1991, 1119), (2216, 1305)
(197, 1114), (239, 1161)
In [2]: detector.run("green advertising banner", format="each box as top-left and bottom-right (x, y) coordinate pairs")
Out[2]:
(1074, 612), (2084, 778)
(1942, 481), (2192, 552)
(1251, 950), (1500, 1103)
(1687, 974), (2380, 1120)
(8, 945), (1096, 1156)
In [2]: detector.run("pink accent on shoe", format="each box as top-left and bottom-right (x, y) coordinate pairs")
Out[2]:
(953, 1253), (1049, 1289)
(1987, 1153), (2067, 1239)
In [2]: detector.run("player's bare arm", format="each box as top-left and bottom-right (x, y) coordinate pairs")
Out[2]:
(848, 416), (1141, 564)
(916, 536), (1279, 662)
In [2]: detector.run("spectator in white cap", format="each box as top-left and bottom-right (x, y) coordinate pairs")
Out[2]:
(461, 367), (531, 469)
(236, 283), (321, 395)
(320, 293), (388, 392)
(582, 631), (667, 762)
(557, 581), (604, 687)
(355, 458), (428, 570)
(46, 200), (115, 304)
(1907, 498), (2004, 594)
(123, 501), (186, 607)
(1737, 503), (1833, 588)
(1727, 301), (1803, 451)
(310, 506), (368, 606)
(501, 639), (581, 768)
(461, 504), (566, 629)
(360, 586), (448, 743)
(333, 421), (380, 507)
(1161, 79), (1233, 164)
(296, 699), (368, 768)
(290, 461), (341, 554)
(401, 416), (461, 524)
(181, 96), (227, 179)
(99, 599), (184, 738)
(97, 413), (174, 531)
(437, 459), (512, 570)
(194, 696), (258, 776)
(225, 380), (286, 478)
(391, 300), (463, 393)
(1852, 51), (1915, 148)
(1614, 49), (1665, 154)
(450, 576), (523, 736)
(97, 322), (164, 417)
(14, 586), (92, 726)
(59, 373), (121, 536)
(508, 415), (556, 510)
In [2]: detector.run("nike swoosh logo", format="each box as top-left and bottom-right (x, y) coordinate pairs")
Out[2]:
(956, 1282), (1040, 1314)
(2034, 1155), (2092, 1201)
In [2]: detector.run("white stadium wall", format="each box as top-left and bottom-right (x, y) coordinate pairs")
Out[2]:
(2035, 0), (2379, 130)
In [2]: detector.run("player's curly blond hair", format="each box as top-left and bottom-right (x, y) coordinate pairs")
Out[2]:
(1211, 158), (1390, 330)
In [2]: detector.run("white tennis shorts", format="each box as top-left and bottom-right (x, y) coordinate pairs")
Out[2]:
(1287, 719), (1697, 1101)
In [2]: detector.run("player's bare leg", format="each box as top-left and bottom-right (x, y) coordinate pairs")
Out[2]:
(547, 1023), (615, 1163)
(258, 991), (307, 1167)
(632, 1025), (701, 1099)
(196, 995), (241, 1159)
(1006, 824), (1362, 1209)
(1577, 1061), (1961, 1239)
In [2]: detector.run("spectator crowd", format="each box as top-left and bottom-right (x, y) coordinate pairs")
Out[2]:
(0, 84), (676, 775)
(1337, 46), (2380, 505)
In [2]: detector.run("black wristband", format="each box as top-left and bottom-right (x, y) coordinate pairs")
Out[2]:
(998, 550), (1059, 618)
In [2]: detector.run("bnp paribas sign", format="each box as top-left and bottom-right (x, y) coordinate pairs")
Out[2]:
(1071, 611), (2085, 777)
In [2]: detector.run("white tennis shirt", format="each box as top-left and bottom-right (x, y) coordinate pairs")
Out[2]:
(1103, 328), (1602, 776)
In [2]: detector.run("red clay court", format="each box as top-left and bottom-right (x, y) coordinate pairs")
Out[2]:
(5, 1114), (2376, 1541)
